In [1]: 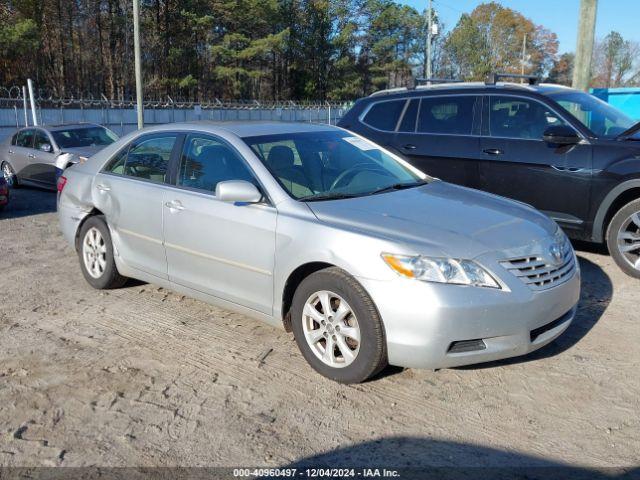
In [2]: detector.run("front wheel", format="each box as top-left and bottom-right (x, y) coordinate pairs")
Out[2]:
(291, 267), (387, 383)
(606, 198), (640, 279)
(78, 216), (128, 289)
(2, 162), (19, 188)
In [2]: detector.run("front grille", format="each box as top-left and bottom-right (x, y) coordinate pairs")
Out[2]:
(500, 242), (576, 291)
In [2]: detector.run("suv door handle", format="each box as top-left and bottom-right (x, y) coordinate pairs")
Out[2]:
(164, 200), (185, 212)
(402, 144), (417, 150)
(482, 148), (503, 155)
(96, 184), (111, 193)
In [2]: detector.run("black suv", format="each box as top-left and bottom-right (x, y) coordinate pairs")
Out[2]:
(338, 75), (640, 278)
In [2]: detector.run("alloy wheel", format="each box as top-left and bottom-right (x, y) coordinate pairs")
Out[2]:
(82, 227), (108, 279)
(617, 211), (640, 272)
(3, 163), (15, 187)
(302, 290), (361, 368)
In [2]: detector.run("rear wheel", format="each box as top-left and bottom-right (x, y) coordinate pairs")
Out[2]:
(291, 267), (387, 383)
(2, 162), (18, 188)
(607, 198), (640, 278)
(78, 216), (128, 289)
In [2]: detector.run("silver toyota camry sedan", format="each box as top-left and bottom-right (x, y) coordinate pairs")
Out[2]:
(57, 122), (580, 383)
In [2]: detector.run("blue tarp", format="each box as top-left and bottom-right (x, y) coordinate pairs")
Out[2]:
(591, 87), (640, 120)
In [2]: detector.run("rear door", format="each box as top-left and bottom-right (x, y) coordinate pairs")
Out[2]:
(93, 132), (180, 279)
(391, 94), (482, 188)
(11, 129), (36, 180)
(478, 95), (592, 229)
(163, 133), (277, 314)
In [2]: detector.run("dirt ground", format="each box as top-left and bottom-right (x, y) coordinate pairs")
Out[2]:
(0, 187), (638, 472)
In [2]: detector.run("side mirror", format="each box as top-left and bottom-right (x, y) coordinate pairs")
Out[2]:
(543, 125), (580, 145)
(215, 180), (262, 204)
(39, 143), (53, 153)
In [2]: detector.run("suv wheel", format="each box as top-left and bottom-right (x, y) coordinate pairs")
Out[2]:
(78, 216), (128, 289)
(291, 267), (387, 383)
(2, 162), (18, 188)
(607, 198), (640, 278)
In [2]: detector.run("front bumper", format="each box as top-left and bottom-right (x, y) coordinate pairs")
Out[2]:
(357, 258), (581, 369)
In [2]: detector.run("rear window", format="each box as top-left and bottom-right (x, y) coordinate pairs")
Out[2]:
(417, 96), (476, 135)
(51, 126), (118, 149)
(362, 100), (406, 131)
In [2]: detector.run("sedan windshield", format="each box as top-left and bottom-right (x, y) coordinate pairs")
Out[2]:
(243, 130), (427, 200)
(547, 90), (636, 139)
(52, 126), (118, 149)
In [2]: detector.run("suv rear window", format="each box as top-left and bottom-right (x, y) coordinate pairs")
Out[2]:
(417, 96), (476, 135)
(362, 100), (406, 131)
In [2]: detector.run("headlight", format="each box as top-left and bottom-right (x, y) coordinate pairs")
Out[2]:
(381, 253), (500, 289)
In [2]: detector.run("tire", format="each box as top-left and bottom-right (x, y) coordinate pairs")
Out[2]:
(606, 198), (640, 279)
(290, 267), (387, 383)
(77, 215), (128, 289)
(2, 161), (19, 188)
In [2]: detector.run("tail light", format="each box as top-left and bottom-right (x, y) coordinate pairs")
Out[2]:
(57, 175), (67, 193)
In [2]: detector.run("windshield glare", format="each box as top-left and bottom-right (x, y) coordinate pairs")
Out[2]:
(548, 91), (636, 138)
(244, 131), (426, 200)
(52, 126), (118, 149)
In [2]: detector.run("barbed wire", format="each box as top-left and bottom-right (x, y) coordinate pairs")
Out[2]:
(0, 86), (352, 110)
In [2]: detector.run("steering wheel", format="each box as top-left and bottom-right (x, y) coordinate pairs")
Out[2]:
(330, 164), (388, 191)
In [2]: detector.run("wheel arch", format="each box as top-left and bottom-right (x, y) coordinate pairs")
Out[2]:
(280, 261), (337, 332)
(592, 179), (640, 243)
(74, 207), (106, 252)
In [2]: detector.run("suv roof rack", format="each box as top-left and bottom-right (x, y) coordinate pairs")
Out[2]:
(415, 77), (463, 86)
(486, 73), (540, 86)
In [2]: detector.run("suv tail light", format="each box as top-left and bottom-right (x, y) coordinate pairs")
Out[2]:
(57, 175), (67, 193)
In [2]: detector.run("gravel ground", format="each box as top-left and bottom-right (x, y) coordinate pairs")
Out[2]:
(0, 187), (638, 473)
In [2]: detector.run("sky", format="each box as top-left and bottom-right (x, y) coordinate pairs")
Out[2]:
(399, 0), (640, 54)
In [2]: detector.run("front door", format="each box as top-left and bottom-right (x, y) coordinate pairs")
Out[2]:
(163, 133), (277, 315)
(93, 133), (179, 279)
(27, 129), (58, 186)
(391, 95), (482, 188)
(478, 95), (592, 231)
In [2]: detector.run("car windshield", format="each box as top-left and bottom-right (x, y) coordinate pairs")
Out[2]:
(51, 126), (118, 149)
(243, 130), (427, 200)
(547, 90), (637, 138)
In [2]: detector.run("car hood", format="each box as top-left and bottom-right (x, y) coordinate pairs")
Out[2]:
(306, 181), (558, 259)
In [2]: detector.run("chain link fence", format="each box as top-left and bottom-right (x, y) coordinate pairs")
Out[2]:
(0, 86), (354, 141)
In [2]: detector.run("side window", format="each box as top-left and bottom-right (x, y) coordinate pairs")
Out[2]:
(177, 135), (255, 194)
(489, 96), (570, 140)
(17, 129), (35, 148)
(398, 99), (419, 132)
(362, 100), (406, 131)
(417, 96), (476, 135)
(34, 131), (51, 151)
(11, 133), (19, 146)
(104, 135), (176, 183)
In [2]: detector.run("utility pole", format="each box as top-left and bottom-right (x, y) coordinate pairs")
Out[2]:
(521, 33), (527, 78)
(133, 0), (144, 129)
(572, 0), (598, 91)
(426, 0), (433, 80)
(27, 79), (38, 126)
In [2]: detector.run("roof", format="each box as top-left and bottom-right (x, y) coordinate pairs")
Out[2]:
(368, 81), (580, 99)
(136, 121), (338, 138)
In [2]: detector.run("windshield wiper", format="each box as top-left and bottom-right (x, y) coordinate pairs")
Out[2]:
(299, 192), (362, 202)
(616, 121), (640, 140)
(367, 180), (428, 196)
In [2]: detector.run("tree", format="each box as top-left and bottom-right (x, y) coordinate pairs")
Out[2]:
(592, 31), (640, 87)
(547, 52), (574, 86)
(442, 2), (558, 81)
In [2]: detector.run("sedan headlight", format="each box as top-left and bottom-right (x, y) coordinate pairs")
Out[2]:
(381, 253), (500, 289)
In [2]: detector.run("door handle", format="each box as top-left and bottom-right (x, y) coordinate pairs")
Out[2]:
(482, 148), (503, 155)
(96, 184), (111, 193)
(8, 150), (13, 154)
(402, 144), (417, 150)
(551, 166), (587, 173)
(164, 200), (185, 211)
(28, 153), (36, 158)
